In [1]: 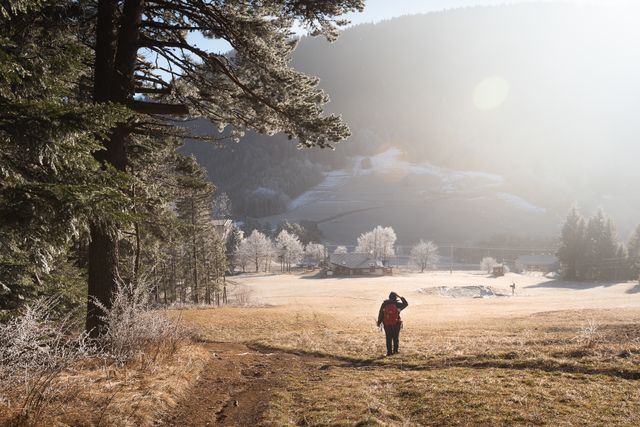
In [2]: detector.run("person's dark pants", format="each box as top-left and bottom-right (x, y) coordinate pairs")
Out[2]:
(383, 324), (401, 355)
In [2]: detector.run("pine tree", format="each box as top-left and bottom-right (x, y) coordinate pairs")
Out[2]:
(175, 157), (215, 304)
(85, 0), (362, 332)
(614, 244), (630, 281)
(580, 209), (618, 281)
(557, 206), (585, 280)
(225, 226), (243, 272)
(627, 225), (640, 279)
(0, 1), (129, 309)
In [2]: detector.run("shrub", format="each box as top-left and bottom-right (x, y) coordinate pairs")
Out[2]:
(480, 257), (498, 273)
(573, 319), (602, 348)
(94, 280), (193, 364)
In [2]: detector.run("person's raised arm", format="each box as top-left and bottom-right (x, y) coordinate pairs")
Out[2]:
(397, 296), (408, 310)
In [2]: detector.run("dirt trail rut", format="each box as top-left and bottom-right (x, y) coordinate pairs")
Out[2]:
(162, 342), (314, 426)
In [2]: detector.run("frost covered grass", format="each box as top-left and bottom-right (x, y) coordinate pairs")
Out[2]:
(0, 282), (205, 427)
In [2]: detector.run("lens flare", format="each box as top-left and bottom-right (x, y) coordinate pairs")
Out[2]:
(473, 76), (510, 111)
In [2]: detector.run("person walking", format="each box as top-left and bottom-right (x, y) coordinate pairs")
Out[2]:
(377, 292), (408, 356)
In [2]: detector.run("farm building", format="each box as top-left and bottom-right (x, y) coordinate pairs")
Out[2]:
(329, 253), (393, 276)
(492, 265), (505, 277)
(515, 255), (559, 273)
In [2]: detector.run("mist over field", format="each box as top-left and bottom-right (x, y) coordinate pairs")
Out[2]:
(185, 1), (640, 243)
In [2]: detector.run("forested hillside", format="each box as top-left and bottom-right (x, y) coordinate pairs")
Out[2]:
(184, 2), (640, 231)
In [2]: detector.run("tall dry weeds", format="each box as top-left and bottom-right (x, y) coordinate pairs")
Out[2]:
(1, 280), (197, 426)
(0, 296), (93, 426)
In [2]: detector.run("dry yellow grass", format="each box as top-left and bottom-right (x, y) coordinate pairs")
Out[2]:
(7, 271), (635, 426)
(0, 343), (209, 427)
(178, 271), (640, 426)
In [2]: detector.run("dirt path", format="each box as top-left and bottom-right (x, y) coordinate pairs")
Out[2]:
(161, 342), (313, 426)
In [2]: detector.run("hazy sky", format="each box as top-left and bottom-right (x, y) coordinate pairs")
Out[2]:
(342, 0), (557, 24)
(344, 0), (632, 23)
(189, 0), (627, 53)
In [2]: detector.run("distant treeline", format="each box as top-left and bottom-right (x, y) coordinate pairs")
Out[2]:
(558, 207), (640, 281)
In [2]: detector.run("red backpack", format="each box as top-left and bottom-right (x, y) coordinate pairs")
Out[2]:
(383, 303), (400, 326)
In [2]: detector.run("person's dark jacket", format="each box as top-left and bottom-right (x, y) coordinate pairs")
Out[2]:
(377, 296), (408, 326)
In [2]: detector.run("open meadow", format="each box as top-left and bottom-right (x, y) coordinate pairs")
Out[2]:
(173, 271), (640, 426)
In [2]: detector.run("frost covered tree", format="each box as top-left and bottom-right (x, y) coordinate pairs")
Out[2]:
(410, 240), (439, 272)
(333, 245), (348, 254)
(83, 0), (362, 334)
(305, 243), (326, 265)
(276, 230), (304, 272)
(234, 239), (252, 273)
(241, 230), (272, 273)
(480, 257), (498, 274)
(355, 226), (396, 261)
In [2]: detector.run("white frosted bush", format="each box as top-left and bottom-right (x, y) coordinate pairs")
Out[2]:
(94, 280), (192, 363)
(0, 296), (92, 424)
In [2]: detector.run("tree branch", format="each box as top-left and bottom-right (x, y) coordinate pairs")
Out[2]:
(129, 100), (189, 116)
(134, 86), (172, 95)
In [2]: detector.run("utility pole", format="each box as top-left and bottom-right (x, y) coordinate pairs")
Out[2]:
(450, 244), (453, 274)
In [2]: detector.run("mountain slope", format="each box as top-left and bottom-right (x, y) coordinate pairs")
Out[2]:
(182, 2), (640, 241)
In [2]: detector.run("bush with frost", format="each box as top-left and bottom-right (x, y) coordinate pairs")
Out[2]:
(0, 296), (92, 424)
(94, 280), (193, 363)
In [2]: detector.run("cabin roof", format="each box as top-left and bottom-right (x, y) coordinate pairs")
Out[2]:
(330, 253), (384, 269)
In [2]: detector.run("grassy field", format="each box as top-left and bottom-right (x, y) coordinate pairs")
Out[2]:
(178, 271), (640, 426)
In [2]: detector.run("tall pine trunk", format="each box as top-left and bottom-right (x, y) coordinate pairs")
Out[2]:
(191, 197), (199, 303)
(87, 0), (144, 336)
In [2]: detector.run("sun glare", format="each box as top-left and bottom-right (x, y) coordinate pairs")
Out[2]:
(473, 76), (510, 111)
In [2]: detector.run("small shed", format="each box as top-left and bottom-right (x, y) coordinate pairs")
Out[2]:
(492, 265), (505, 277)
(329, 253), (392, 277)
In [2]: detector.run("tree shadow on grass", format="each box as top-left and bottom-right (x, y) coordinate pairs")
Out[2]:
(248, 343), (640, 381)
(525, 279), (629, 290)
(626, 283), (640, 294)
(299, 273), (390, 281)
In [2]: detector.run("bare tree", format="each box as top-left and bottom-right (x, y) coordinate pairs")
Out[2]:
(481, 257), (498, 274)
(410, 240), (439, 272)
